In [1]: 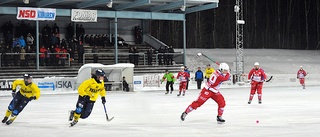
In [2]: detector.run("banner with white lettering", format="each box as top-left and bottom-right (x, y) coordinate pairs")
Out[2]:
(17, 7), (56, 21)
(71, 9), (97, 22)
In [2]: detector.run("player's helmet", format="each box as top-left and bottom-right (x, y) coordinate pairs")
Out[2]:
(219, 63), (229, 71)
(94, 69), (105, 77)
(23, 74), (33, 85)
(254, 62), (259, 66)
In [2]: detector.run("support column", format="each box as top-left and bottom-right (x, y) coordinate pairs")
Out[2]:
(114, 12), (118, 64)
(183, 17), (186, 66)
(36, 21), (39, 70)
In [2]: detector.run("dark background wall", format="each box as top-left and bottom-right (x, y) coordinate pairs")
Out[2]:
(150, 0), (320, 50)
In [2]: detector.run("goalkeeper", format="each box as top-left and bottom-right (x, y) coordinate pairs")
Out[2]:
(161, 69), (175, 94)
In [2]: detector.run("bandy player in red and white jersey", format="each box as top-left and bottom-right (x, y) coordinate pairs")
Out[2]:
(180, 63), (230, 123)
(247, 62), (267, 104)
(297, 66), (307, 89)
(176, 66), (189, 96)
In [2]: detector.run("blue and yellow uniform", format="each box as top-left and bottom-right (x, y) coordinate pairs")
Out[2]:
(70, 69), (106, 126)
(2, 74), (40, 125)
(78, 78), (106, 102)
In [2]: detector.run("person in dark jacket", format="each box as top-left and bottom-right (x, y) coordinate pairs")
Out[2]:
(195, 67), (204, 89)
(147, 47), (153, 65)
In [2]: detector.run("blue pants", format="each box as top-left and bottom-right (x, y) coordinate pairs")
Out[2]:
(8, 92), (31, 116)
(75, 95), (95, 119)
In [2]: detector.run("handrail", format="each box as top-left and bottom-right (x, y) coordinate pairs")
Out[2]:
(0, 53), (70, 67)
(82, 52), (183, 65)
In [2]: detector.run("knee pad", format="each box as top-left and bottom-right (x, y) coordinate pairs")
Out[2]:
(8, 104), (14, 111)
(12, 110), (19, 116)
(75, 107), (82, 114)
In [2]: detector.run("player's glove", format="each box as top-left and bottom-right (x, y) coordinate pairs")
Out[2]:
(11, 90), (16, 98)
(29, 96), (36, 100)
(101, 97), (106, 104)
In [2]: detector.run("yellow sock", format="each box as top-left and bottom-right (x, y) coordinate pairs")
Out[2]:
(74, 113), (81, 121)
(9, 115), (17, 122)
(5, 110), (12, 117)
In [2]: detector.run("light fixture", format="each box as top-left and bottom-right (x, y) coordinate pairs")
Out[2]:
(234, 5), (240, 12)
(180, 5), (186, 11)
(23, 0), (29, 4)
(106, 1), (113, 8)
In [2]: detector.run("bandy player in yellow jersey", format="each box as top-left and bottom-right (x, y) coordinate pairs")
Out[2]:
(69, 69), (107, 126)
(2, 74), (40, 125)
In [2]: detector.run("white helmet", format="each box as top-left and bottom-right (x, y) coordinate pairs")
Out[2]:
(180, 66), (185, 69)
(254, 62), (259, 66)
(219, 62), (229, 71)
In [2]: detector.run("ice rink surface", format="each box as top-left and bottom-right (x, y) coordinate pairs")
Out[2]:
(1, 86), (320, 137)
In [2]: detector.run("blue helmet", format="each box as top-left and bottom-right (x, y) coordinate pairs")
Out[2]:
(94, 69), (105, 77)
(23, 74), (33, 85)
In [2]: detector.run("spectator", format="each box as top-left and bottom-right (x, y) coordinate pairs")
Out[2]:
(60, 39), (67, 48)
(39, 45), (47, 66)
(45, 47), (51, 66)
(184, 66), (190, 90)
(133, 46), (139, 65)
(77, 42), (84, 63)
(92, 45), (99, 63)
(60, 46), (68, 66)
(158, 46), (164, 65)
(128, 46), (134, 64)
(49, 45), (55, 66)
(52, 23), (60, 36)
(66, 23), (74, 41)
(26, 33), (34, 50)
(195, 67), (204, 89)
(54, 45), (61, 66)
(20, 47), (26, 66)
(164, 46), (169, 65)
(18, 36), (26, 49)
(122, 76), (129, 92)
(168, 46), (174, 65)
(147, 47), (153, 65)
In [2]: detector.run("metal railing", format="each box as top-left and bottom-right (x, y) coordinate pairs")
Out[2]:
(0, 53), (70, 67)
(83, 52), (183, 65)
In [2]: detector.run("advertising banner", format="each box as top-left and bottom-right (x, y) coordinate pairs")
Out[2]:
(71, 9), (97, 22)
(17, 7), (56, 21)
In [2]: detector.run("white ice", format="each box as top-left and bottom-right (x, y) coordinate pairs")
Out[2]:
(1, 86), (320, 137)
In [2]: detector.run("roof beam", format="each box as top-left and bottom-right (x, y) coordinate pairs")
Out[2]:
(150, 1), (184, 12)
(36, 0), (65, 7)
(77, 0), (111, 9)
(0, 0), (15, 5)
(184, 3), (218, 14)
(114, 0), (150, 10)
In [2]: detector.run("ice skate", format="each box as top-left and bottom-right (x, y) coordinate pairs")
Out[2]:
(177, 92), (181, 96)
(180, 112), (187, 121)
(170, 91), (172, 94)
(216, 116), (225, 123)
(5, 116), (16, 125)
(70, 120), (78, 127)
(248, 100), (252, 104)
(1, 117), (8, 123)
(182, 93), (185, 96)
(165, 91), (169, 94)
(303, 85), (306, 89)
(69, 110), (74, 121)
(258, 100), (262, 104)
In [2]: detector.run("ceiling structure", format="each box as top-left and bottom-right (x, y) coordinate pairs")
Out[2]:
(0, 0), (219, 17)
